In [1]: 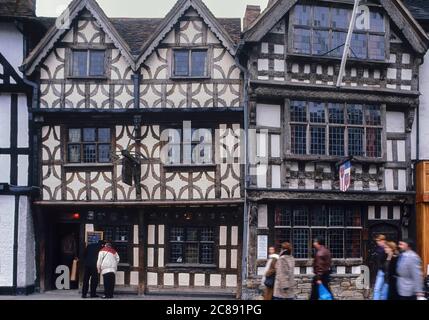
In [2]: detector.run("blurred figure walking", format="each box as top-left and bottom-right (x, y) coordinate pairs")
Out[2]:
(262, 246), (279, 300)
(273, 242), (295, 300)
(310, 238), (333, 300)
(397, 239), (425, 300)
(372, 234), (387, 300)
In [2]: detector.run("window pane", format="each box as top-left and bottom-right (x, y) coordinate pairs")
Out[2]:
(330, 31), (347, 57)
(89, 51), (105, 76)
(291, 125), (307, 154)
(185, 243), (199, 264)
(311, 206), (327, 226)
(351, 33), (368, 59)
(114, 226), (129, 242)
(290, 101), (307, 122)
(348, 128), (364, 156)
(170, 227), (184, 242)
(83, 128), (96, 142)
(328, 103), (344, 124)
(200, 244), (214, 264)
(114, 244), (129, 264)
(365, 106), (381, 125)
(329, 207), (345, 226)
(293, 206), (309, 226)
(312, 229), (327, 246)
(98, 144), (111, 163)
(191, 51), (207, 77)
(370, 11), (385, 33)
(294, 5), (311, 26)
(68, 129), (81, 143)
(186, 228), (198, 242)
(329, 229), (344, 258)
(68, 144), (81, 163)
(311, 127), (326, 155)
(98, 128), (111, 143)
(83, 144), (97, 163)
(200, 228), (215, 242)
(274, 229), (291, 253)
(293, 229), (309, 259)
(293, 28), (311, 54)
(366, 128), (382, 158)
(331, 8), (351, 29)
(345, 208), (362, 227)
(275, 206), (292, 226)
(170, 243), (183, 263)
(313, 30), (329, 55)
(329, 127), (345, 156)
(347, 105), (363, 125)
(72, 51), (87, 77)
(174, 51), (189, 76)
(313, 6), (329, 28)
(345, 230), (362, 258)
(368, 35), (385, 60)
(309, 102), (325, 123)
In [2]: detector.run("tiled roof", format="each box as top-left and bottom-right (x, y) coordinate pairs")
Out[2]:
(403, 0), (429, 21)
(0, 0), (35, 17)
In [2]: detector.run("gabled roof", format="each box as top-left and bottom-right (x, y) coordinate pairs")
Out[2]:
(36, 16), (241, 57)
(135, 0), (239, 68)
(21, 0), (136, 75)
(243, 0), (429, 55)
(0, 52), (26, 88)
(0, 0), (35, 18)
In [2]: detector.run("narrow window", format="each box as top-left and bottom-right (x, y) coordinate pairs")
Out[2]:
(71, 50), (105, 77)
(173, 49), (208, 77)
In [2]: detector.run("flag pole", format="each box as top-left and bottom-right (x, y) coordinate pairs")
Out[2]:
(336, 0), (361, 88)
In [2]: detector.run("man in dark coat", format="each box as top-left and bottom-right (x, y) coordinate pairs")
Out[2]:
(82, 240), (104, 298)
(310, 238), (333, 300)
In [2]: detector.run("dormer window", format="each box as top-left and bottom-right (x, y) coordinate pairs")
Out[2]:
(291, 4), (386, 61)
(173, 49), (208, 77)
(71, 50), (106, 77)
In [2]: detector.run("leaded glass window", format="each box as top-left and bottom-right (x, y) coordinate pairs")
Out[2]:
(173, 49), (208, 77)
(67, 128), (111, 163)
(72, 50), (105, 77)
(273, 204), (363, 259)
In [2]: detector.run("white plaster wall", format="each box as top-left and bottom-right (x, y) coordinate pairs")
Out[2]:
(17, 196), (36, 288)
(419, 51), (429, 159)
(0, 196), (15, 287)
(0, 23), (23, 75)
(17, 94), (29, 149)
(0, 94), (11, 148)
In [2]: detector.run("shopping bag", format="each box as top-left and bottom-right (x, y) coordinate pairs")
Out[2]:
(318, 284), (333, 300)
(70, 258), (78, 281)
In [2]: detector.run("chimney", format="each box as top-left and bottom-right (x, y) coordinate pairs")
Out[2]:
(1, 0), (37, 17)
(243, 5), (261, 30)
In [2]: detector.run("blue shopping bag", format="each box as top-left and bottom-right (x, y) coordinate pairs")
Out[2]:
(318, 284), (333, 300)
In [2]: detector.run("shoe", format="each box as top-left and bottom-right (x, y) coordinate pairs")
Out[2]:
(90, 295), (100, 298)
(81, 296), (87, 299)
(101, 296), (109, 299)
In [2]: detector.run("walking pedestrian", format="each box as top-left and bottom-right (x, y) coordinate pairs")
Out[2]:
(397, 239), (425, 300)
(273, 242), (295, 300)
(262, 246), (279, 300)
(97, 242), (120, 299)
(81, 240), (104, 299)
(383, 241), (399, 300)
(310, 238), (333, 300)
(372, 234), (387, 300)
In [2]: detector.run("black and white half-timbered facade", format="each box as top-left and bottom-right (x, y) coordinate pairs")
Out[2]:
(21, 0), (244, 297)
(0, 0), (47, 295)
(240, 0), (429, 299)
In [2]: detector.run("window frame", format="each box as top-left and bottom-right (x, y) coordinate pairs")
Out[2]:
(272, 204), (363, 260)
(288, 3), (389, 62)
(287, 100), (385, 159)
(96, 224), (132, 266)
(167, 226), (217, 267)
(65, 127), (113, 165)
(171, 48), (210, 79)
(69, 48), (108, 79)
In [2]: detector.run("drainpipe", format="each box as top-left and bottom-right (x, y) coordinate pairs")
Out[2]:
(234, 41), (250, 298)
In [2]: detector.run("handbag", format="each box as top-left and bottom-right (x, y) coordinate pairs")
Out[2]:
(318, 284), (333, 300)
(264, 275), (275, 288)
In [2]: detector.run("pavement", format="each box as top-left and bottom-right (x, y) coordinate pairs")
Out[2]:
(0, 290), (236, 300)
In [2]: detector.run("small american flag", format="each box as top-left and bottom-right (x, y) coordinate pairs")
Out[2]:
(339, 161), (352, 192)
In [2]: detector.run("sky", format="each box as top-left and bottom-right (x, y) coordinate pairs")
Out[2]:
(36, 0), (270, 18)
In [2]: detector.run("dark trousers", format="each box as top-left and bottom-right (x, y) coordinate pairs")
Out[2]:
(103, 272), (116, 298)
(82, 266), (99, 297)
(310, 274), (333, 300)
(399, 295), (417, 300)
